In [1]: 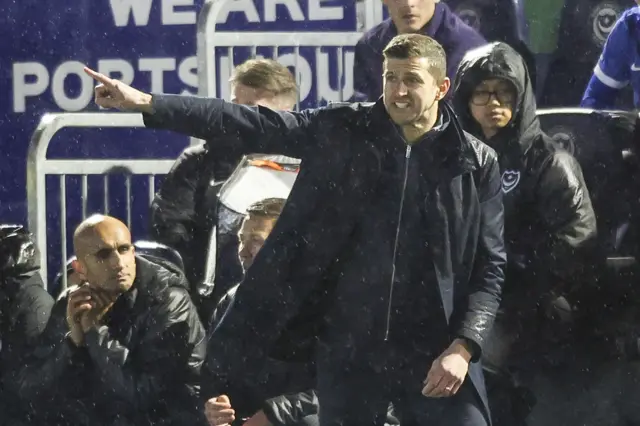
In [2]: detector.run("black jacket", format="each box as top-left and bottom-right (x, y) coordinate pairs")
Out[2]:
(15, 256), (207, 426)
(210, 285), (316, 425)
(142, 95), (506, 416)
(453, 42), (597, 295)
(453, 42), (598, 366)
(0, 226), (54, 422)
(150, 139), (244, 297)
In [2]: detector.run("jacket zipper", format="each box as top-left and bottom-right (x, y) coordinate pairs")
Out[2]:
(384, 144), (412, 341)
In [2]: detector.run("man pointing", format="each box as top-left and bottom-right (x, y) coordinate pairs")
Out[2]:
(84, 33), (505, 426)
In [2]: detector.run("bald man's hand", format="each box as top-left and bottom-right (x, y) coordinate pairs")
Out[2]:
(79, 288), (117, 332)
(83, 67), (153, 113)
(66, 284), (93, 346)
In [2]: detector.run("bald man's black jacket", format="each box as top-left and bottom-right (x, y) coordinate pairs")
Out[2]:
(12, 256), (208, 426)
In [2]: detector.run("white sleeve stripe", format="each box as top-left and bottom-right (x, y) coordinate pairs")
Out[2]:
(594, 63), (629, 89)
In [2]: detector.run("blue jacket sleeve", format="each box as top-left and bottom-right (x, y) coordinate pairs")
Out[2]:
(581, 11), (634, 109)
(142, 95), (317, 161)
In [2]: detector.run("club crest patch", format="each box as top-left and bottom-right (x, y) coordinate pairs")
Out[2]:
(501, 170), (520, 194)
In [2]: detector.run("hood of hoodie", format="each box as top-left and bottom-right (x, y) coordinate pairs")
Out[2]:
(452, 42), (542, 160)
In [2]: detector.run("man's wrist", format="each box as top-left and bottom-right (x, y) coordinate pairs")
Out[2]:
(65, 330), (83, 348)
(451, 338), (474, 362)
(137, 93), (154, 114)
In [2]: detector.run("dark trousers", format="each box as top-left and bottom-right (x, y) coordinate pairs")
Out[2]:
(316, 345), (487, 426)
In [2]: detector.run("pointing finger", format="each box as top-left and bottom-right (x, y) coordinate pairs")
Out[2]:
(84, 67), (113, 86)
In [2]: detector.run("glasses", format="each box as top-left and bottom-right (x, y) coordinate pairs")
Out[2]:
(470, 89), (515, 106)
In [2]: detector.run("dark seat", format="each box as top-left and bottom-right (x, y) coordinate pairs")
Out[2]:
(537, 108), (640, 272)
(133, 240), (185, 275)
(444, 0), (536, 87)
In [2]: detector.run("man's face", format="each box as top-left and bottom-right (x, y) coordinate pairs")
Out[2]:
(468, 78), (515, 139)
(231, 83), (294, 110)
(74, 223), (136, 295)
(383, 56), (448, 126)
(383, 0), (437, 34)
(238, 216), (277, 271)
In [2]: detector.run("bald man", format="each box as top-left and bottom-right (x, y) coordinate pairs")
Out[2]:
(15, 215), (208, 426)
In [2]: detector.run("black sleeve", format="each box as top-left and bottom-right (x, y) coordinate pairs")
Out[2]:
(7, 298), (82, 402)
(456, 149), (507, 361)
(535, 151), (598, 280)
(143, 95), (318, 161)
(262, 389), (318, 426)
(1, 278), (55, 393)
(13, 277), (54, 341)
(84, 286), (206, 414)
(149, 144), (212, 284)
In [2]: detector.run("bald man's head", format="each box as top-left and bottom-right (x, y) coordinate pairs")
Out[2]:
(72, 215), (136, 294)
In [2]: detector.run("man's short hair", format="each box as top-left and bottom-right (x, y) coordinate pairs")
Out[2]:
(230, 59), (298, 103)
(382, 34), (447, 83)
(245, 197), (286, 220)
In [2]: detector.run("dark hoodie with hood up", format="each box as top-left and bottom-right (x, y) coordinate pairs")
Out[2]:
(452, 42), (598, 364)
(0, 225), (54, 423)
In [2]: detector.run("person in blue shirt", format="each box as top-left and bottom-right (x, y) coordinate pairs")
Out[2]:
(581, 3), (640, 109)
(354, 0), (486, 101)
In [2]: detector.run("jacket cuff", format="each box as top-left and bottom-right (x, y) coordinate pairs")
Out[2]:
(456, 330), (482, 363)
(261, 396), (283, 426)
(83, 326), (109, 360)
(141, 94), (168, 127)
(62, 333), (81, 358)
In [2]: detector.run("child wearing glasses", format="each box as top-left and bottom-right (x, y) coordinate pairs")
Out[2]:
(451, 42), (598, 426)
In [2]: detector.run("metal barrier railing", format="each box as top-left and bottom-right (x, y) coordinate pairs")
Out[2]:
(196, 0), (376, 103)
(26, 113), (176, 289)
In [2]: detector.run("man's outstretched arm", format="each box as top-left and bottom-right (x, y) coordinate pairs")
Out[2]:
(84, 67), (316, 160)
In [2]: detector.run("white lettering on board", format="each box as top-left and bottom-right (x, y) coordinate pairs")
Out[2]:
(308, 0), (344, 21)
(51, 61), (95, 112)
(109, 0), (153, 27)
(12, 56), (198, 112)
(215, 0), (261, 24)
(264, 0), (305, 22)
(110, 0), (197, 26)
(13, 62), (49, 113)
(139, 58), (177, 93)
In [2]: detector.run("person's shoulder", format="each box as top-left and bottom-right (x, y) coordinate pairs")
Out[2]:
(358, 18), (394, 48)
(164, 143), (209, 175)
(610, 6), (640, 35)
(525, 135), (584, 182)
(463, 130), (499, 168)
(16, 274), (53, 305)
(435, 2), (485, 46)
(620, 6), (640, 23)
(137, 256), (191, 299)
(177, 142), (208, 161)
(543, 147), (584, 180)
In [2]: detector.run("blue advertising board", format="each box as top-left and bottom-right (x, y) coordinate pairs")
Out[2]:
(1, 0), (361, 283)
